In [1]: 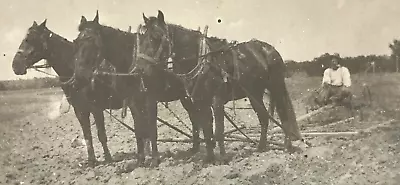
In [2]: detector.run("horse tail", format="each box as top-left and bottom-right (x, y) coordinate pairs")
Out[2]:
(266, 49), (302, 141)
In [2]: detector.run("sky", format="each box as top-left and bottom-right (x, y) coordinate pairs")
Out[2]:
(0, 0), (399, 80)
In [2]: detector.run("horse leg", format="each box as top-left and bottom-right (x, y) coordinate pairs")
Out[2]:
(212, 96), (226, 162)
(128, 99), (146, 167)
(180, 97), (200, 154)
(92, 109), (112, 162)
(135, 136), (146, 167)
(146, 96), (160, 167)
(74, 108), (96, 166)
(196, 104), (215, 163)
(248, 91), (270, 152)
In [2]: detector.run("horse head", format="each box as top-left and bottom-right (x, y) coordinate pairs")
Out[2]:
(12, 19), (52, 75)
(70, 11), (105, 89)
(131, 10), (173, 77)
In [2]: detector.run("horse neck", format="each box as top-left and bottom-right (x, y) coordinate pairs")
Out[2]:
(45, 32), (74, 82)
(100, 26), (136, 71)
(170, 25), (201, 51)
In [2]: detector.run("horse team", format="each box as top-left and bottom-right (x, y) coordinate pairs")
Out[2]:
(11, 10), (302, 168)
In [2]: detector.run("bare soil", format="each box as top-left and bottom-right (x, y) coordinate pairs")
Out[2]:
(1, 73), (400, 185)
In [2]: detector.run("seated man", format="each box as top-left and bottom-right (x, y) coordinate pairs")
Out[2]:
(316, 56), (352, 106)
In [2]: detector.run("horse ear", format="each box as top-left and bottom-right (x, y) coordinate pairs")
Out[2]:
(157, 10), (165, 24)
(142, 13), (149, 24)
(40, 19), (47, 27)
(93, 10), (99, 24)
(80, 16), (87, 24)
(33, 21), (38, 27)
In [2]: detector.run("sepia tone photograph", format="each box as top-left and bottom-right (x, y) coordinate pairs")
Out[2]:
(1, 0), (399, 184)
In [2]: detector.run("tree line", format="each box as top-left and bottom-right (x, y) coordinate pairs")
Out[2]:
(285, 39), (400, 77)
(0, 77), (60, 91)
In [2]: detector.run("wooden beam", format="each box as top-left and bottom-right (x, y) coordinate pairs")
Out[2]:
(271, 131), (358, 137)
(156, 118), (192, 139)
(224, 125), (246, 135)
(227, 134), (284, 147)
(296, 105), (334, 122)
(158, 138), (251, 143)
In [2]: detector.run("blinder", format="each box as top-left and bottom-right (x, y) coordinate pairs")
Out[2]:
(25, 30), (53, 69)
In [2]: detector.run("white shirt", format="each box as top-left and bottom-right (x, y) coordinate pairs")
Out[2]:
(322, 66), (351, 87)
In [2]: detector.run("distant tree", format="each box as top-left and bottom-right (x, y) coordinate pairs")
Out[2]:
(303, 53), (337, 77)
(0, 82), (6, 91)
(284, 60), (300, 77)
(389, 39), (400, 72)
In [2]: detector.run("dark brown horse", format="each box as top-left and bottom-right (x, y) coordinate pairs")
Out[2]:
(11, 20), (127, 166)
(70, 11), (216, 166)
(207, 38), (302, 155)
(133, 10), (303, 160)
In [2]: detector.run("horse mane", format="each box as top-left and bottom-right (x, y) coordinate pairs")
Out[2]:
(78, 21), (136, 39)
(98, 24), (136, 38)
(49, 31), (73, 45)
(77, 21), (137, 71)
(166, 23), (201, 35)
(208, 36), (227, 42)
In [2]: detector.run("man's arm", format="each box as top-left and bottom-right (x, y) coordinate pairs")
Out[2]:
(322, 68), (331, 86)
(342, 67), (351, 87)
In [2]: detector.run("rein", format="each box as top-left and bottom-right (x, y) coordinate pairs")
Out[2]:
(90, 38), (239, 77)
(27, 64), (60, 78)
(90, 24), (240, 101)
(27, 64), (51, 69)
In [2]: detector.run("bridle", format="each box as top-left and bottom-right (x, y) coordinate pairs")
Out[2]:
(22, 29), (53, 69)
(130, 24), (174, 74)
(63, 27), (105, 88)
(132, 23), (220, 100)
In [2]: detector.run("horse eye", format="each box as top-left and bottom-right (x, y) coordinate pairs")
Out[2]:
(25, 38), (33, 43)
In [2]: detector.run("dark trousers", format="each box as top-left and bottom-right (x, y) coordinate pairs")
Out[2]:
(316, 84), (351, 106)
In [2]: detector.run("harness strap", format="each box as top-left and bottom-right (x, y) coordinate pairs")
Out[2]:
(137, 53), (158, 65)
(231, 49), (241, 80)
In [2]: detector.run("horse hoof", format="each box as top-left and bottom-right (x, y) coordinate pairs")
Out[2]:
(256, 147), (266, 152)
(105, 155), (113, 163)
(150, 158), (161, 168)
(203, 156), (215, 165)
(136, 161), (145, 168)
(105, 158), (113, 164)
(188, 147), (199, 154)
(256, 144), (267, 152)
(218, 156), (230, 165)
(286, 145), (301, 154)
(87, 160), (97, 168)
(136, 157), (146, 168)
(288, 146), (302, 154)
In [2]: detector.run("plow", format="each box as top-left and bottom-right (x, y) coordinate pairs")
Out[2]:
(103, 86), (372, 151)
(153, 93), (371, 149)
(96, 24), (375, 151)
(47, 23), (375, 152)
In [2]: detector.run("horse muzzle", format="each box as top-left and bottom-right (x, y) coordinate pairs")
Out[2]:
(12, 59), (28, 75)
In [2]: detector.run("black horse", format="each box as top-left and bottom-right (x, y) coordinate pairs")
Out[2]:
(207, 38), (303, 154)
(70, 11), (217, 166)
(132, 10), (303, 160)
(11, 19), (127, 166)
